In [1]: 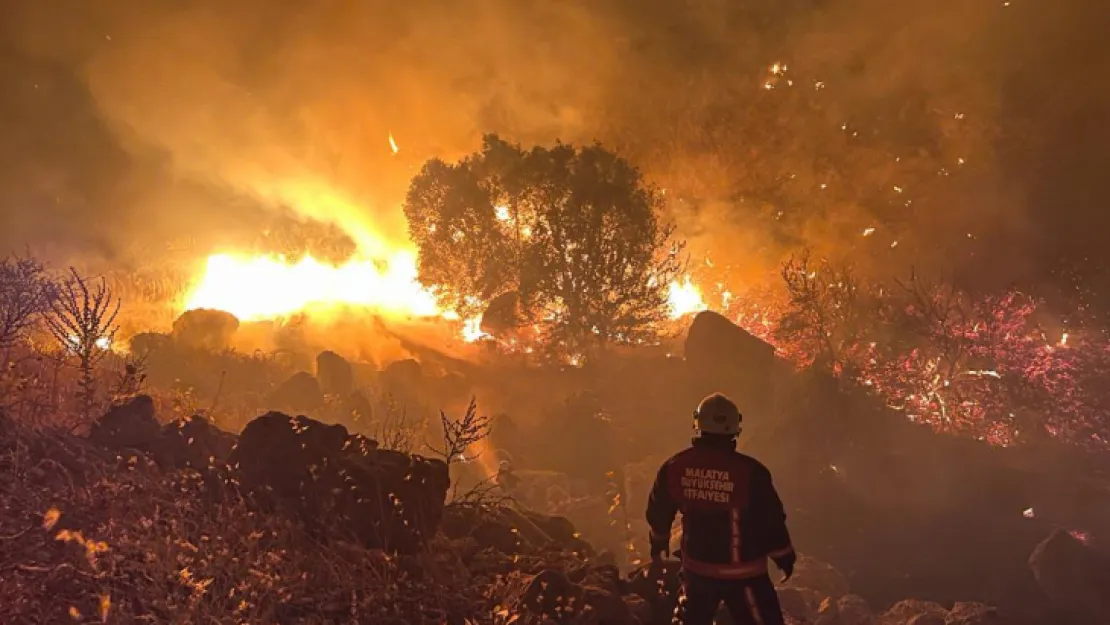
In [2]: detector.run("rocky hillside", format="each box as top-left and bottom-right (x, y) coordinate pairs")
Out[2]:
(3, 398), (1106, 624)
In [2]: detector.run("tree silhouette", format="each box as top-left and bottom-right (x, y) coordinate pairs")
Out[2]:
(405, 135), (683, 358)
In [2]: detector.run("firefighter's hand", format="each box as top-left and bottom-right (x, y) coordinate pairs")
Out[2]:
(773, 550), (796, 582)
(650, 536), (670, 562)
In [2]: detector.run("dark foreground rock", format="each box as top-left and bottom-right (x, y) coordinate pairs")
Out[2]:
(230, 411), (450, 553)
(89, 395), (162, 449)
(1028, 529), (1110, 624)
(87, 395), (236, 472)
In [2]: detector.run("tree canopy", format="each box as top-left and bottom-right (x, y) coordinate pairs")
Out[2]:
(404, 135), (683, 358)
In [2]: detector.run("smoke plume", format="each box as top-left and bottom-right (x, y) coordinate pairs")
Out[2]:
(1, 0), (1108, 304)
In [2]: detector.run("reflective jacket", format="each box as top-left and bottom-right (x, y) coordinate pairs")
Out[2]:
(646, 437), (794, 579)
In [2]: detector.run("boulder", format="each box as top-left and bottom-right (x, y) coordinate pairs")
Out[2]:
(316, 350), (354, 396)
(266, 371), (324, 414)
(89, 395), (161, 449)
(151, 414), (237, 471)
(683, 311), (774, 401)
(229, 411), (450, 553)
(1028, 528), (1110, 623)
(171, 308), (240, 351)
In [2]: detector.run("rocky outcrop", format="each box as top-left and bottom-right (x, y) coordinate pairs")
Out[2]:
(230, 412), (450, 554)
(87, 395), (238, 472)
(171, 308), (240, 351)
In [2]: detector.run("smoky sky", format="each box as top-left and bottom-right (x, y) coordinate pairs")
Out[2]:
(1, 0), (1108, 306)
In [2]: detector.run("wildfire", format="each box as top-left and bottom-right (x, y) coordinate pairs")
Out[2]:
(668, 277), (708, 319)
(183, 252), (441, 322)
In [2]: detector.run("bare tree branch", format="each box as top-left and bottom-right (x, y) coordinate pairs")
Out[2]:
(42, 268), (121, 418)
(0, 254), (54, 349)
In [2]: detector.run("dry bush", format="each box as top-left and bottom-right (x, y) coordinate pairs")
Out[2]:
(429, 397), (491, 465)
(43, 268), (121, 421)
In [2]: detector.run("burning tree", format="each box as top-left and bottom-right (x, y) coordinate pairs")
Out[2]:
(43, 268), (121, 418)
(405, 134), (683, 358)
(774, 250), (870, 370)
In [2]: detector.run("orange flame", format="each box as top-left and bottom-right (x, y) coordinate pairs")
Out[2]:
(184, 252), (441, 322)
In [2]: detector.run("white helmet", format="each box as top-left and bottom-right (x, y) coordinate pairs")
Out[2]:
(694, 393), (742, 436)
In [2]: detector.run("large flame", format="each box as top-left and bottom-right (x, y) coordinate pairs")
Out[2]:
(186, 250), (709, 331)
(667, 277), (708, 319)
(184, 251), (441, 322)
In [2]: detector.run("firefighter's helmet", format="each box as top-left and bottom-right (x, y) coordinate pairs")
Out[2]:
(694, 393), (743, 436)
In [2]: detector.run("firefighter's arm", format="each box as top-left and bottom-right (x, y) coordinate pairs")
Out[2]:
(645, 461), (678, 561)
(752, 463), (796, 579)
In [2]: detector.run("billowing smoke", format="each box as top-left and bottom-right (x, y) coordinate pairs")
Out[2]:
(1, 0), (1108, 304)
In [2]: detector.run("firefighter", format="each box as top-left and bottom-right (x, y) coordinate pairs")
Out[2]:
(646, 393), (796, 625)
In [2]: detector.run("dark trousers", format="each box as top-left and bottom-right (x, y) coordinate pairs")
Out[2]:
(674, 571), (786, 625)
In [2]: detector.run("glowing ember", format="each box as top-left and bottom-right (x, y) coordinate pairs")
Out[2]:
(1068, 529), (1091, 544)
(184, 252), (441, 321)
(667, 278), (708, 319)
(388, 133), (400, 154)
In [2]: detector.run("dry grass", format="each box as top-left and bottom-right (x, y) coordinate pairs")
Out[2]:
(0, 413), (489, 624)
